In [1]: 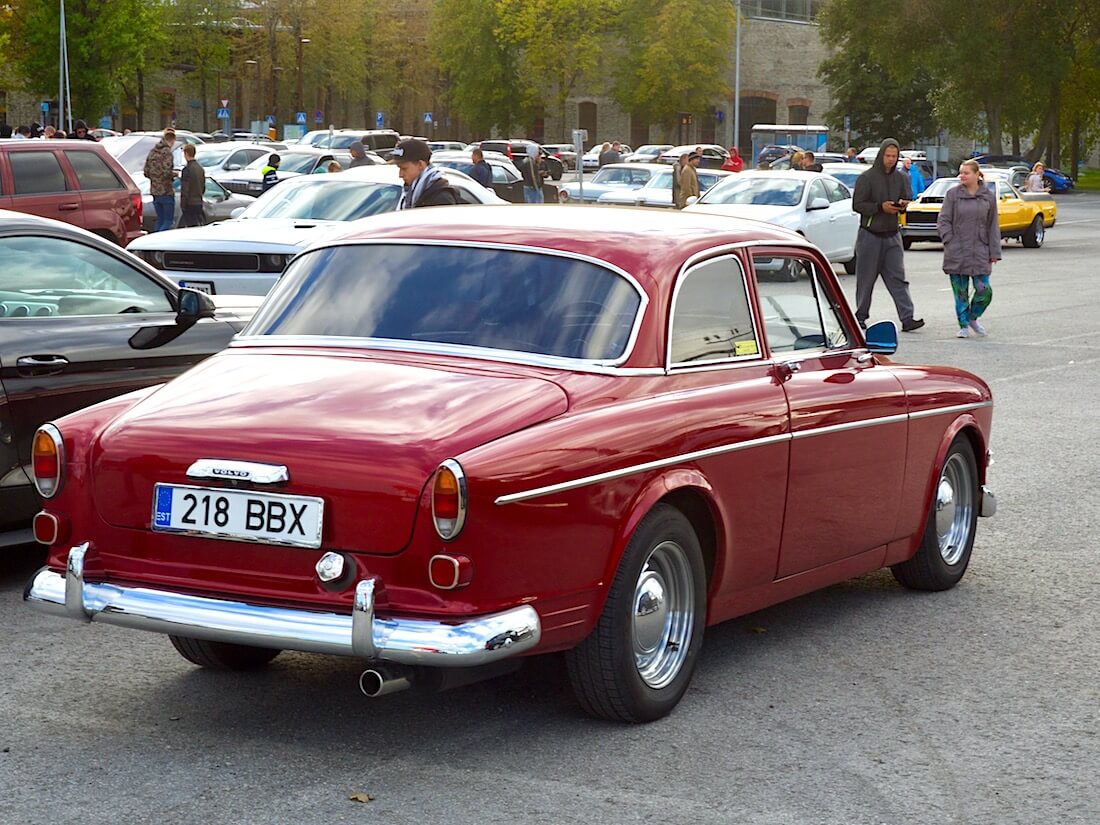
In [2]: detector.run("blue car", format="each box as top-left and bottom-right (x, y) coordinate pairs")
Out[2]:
(972, 153), (1074, 193)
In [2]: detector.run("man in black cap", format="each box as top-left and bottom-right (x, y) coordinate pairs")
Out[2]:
(260, 154), (281, 193)
(390, 138), (458, 209)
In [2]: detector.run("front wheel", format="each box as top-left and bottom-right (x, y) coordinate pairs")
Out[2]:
(891, 437), (979, 591)
(1022, 215), (1045, 248)
(566, 504), (706, 722)
(169, 635), (281, 670)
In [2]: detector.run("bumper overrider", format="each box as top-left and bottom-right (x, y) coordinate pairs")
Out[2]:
(24, 543), (541, 667)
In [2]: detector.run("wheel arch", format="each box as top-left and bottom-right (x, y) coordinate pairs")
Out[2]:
(604, 470), (725, 602)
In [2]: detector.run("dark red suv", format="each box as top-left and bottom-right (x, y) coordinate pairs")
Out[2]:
(0, 139), (142, 246)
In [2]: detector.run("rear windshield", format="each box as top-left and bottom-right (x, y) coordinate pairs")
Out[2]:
(244, 244), (642, 362)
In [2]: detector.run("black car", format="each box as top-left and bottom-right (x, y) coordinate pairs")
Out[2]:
(429, 150), (529, 203)
(474, 139), (565, 181)
(0, 212), (260, 547)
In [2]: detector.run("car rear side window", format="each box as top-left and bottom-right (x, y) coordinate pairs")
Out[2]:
(10, 151), (69, 195)
(670, 255), (760, 366)
(65, 151), (123, 190)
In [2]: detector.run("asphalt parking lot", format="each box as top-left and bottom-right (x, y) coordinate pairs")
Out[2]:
(2, 193), (1098, 825)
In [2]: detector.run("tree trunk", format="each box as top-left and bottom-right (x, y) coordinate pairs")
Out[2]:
(201, 71), (209, 133)
(985, 102), (1002, 155)
(137, 70), (145, 129)
(1070, 117), (1079, 180)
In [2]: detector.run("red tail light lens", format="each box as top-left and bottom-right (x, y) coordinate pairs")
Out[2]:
(32, 424), (64, 498)
(431, 460), (467, 540)
(131, 192), (143, 221)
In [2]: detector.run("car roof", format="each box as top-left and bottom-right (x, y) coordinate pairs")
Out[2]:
(596, 162), (668, 171)
(320, 204), (799, 297)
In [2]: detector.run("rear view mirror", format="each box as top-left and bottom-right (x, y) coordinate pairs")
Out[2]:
(176, 287), (216, 323)
(230, 207), (246, 219)
(807, 197), (830, 211)
(684, 196), (698, 207)
(865, 320), (898, 354)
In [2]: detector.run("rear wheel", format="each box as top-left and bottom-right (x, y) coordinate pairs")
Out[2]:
(566, 504), (706, 722)
(169, 635), (281, 670)
(891, 437), (978, 591)
(1022, 215), (1045, 248)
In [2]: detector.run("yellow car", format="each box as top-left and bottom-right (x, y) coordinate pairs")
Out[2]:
(900, 175), (1056, 249)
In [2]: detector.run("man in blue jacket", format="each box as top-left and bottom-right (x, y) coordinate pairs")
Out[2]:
(902, 156), (926, 198)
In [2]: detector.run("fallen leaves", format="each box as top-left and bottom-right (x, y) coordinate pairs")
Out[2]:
(348, 792), (375, 804)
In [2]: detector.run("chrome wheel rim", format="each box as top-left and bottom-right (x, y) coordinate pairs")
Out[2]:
(632, 540), (695, 689)
(935, 453), (975, 565)
(1035, 221), (1045, 244)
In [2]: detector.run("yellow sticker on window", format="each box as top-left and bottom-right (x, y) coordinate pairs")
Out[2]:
(735, 340), (758, 356)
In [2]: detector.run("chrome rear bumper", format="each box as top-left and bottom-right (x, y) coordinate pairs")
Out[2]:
(24, 543), (541, 667)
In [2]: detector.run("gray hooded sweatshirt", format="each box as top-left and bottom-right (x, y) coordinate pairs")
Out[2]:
(852, 138), (911, 235)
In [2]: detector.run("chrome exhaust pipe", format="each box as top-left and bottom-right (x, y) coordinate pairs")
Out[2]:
(358, 667), (412, 698)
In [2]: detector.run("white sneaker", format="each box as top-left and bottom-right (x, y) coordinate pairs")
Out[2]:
(968, 319), (987, 336)
(956, 327), (970, 338)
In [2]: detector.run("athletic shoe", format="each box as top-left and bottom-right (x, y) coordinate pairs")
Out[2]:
(901, 317), (925, 332)
(968, 319), (987, 336)
(956, 327), (970, 338)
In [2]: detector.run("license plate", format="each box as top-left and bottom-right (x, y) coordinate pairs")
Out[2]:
(152, 484), (324, 548)
(179, 280), (215, 294)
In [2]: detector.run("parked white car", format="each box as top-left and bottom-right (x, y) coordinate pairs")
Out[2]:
(128, 165), (505, 295)
(684, 170), (859, 274)
(596, 168), (733, 208)
(558, 163), (665, 204)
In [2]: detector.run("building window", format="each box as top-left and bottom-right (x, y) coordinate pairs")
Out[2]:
(789, 105), (809, 125)
(739, 96), (777, 157)
(743, 0), (824, 22)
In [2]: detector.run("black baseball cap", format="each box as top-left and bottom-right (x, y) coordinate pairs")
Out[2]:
(390, 138), (431, 164)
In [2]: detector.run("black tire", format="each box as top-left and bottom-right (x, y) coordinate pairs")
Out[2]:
(902, 237), (913, 250)
(1022, 215), (1045, 248)
(891, 437), (979, 591)
(781, 259), (800, 281)
(565, 504), (706, 722)
(843, 255), (857, 275)
(169, 635), (281, 670)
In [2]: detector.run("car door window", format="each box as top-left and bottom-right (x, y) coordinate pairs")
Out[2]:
(669, 255), (760, 365)
(754, 253), (849, 353)
(204, 178), (226, 200)
(0, 236), (173, 317)
(226, 150), (249, 169)
(65, 151), (123, 190)
(10, 152), (69, 195)
(491, 165), (511, 184)
(807, 179), (828, 206)
(822, 178), (850, 203)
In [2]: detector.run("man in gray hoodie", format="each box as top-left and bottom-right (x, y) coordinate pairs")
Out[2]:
(851, 138), (924, 331)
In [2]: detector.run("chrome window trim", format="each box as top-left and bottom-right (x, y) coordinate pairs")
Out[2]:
(247, 238), (650, 369)
(666, 251), (765, 370)
(494, 400), (993, 505)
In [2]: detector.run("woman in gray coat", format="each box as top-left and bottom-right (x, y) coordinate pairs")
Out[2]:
(937, 159), (1001, 337)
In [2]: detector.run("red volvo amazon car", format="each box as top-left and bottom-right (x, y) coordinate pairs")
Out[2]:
(25, 205), (996, 722)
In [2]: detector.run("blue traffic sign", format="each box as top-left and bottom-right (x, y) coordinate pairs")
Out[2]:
(314, 110), (323, 124)
(423, 112), (433, 125)
(295, 112), (307, 125)
(40, 101), (50, 113)
(376, 111), (384, 128)
(266, 114), (275, 125)
(216, 107), (231, 120)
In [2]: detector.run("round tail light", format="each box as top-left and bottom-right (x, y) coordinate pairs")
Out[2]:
(558, 189), (570, 203)
(32, 424), (64, 498)
(431, 459), (467, 540)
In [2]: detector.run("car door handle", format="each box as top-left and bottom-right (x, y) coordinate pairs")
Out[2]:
(58, 203), (80, 212)
(17, 355), (70, 374)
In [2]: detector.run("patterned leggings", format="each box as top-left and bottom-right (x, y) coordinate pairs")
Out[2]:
(949, 275), (992, 326)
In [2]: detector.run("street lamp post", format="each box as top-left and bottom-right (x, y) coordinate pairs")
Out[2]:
(272, 66), (284, 132)
(732, 0), (741, 154)
(296, 37), (311, 117)
(244, 58), (259, 129)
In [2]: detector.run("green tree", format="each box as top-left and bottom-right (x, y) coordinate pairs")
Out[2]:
(431, 0), (535, 135)
(496, 0), (623, 140)
(611, 0), (735, 136)
(5, 0), (164, 122)
(817, 46), (937, 147)
(163, 0), (234, 131)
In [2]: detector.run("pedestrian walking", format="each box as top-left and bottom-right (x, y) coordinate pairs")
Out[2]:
(671, 152), (689, 208)
(1025, 162), (1046, 192)
(391, 138), (458, 209)
(800, 151), (823, 172)
(851, 138), (924, 331)
(676, 151), (700, 209)
(600, 141), (622, 167)
(516, 143), (545, 203)
(260, 154), (281, 193)
(596, 142), (612, 168)
(178, 143), (205, 228)
(846, 147), (859, 163)
(143, 128), (177, 233)
(469, 148), (493, 189)
(723, 146), (744, 172)
(937, 159), (1000, 338)
(902, 156), (926, 198)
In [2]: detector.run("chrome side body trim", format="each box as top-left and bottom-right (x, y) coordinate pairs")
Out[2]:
(186, 459), (290, 485)
(495, 433), (793, 505)
(495, 401), (994, 505)
(25, 546), (541, 667)
(244, 238), (650, 370)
